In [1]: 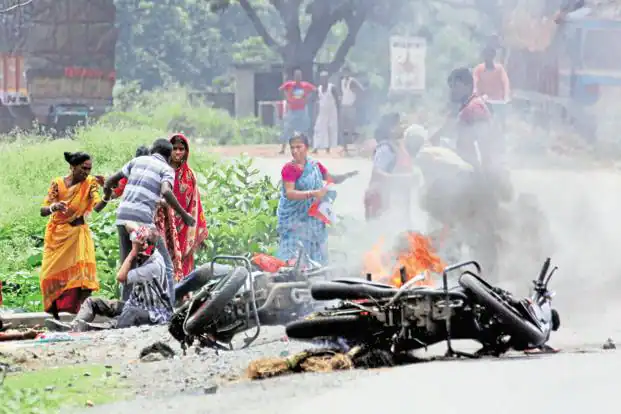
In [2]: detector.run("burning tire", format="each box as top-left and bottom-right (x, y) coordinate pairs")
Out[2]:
(184, 266), (248, 335)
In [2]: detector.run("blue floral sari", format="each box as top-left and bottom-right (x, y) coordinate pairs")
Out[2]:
(276, 158), (328, 264)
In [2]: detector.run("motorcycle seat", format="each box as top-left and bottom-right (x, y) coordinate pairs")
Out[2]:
(311, 281), (398, 301)
(311, 281), (469, 302)
(330, 278), (396, 289)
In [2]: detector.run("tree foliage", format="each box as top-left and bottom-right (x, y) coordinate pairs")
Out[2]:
(205, 0), (408, 77)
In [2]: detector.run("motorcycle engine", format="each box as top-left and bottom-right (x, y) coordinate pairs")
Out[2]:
(168, 307), (190, 345)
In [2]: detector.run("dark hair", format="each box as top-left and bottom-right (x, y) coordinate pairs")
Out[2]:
(135, 145), (150, 157)
(64, 151), (91, 166)
(374, 112), (401, 142)
(151, 138), (173, 159)
(482, 46), (496, 59)
(447, 67), (473, 88)
(170, 135), (188, 150)
(289, 132), (310, 147)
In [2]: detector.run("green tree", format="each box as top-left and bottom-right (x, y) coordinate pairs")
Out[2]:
(207, 0), (407, 79)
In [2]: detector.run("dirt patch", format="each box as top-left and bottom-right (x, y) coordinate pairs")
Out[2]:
(0, 325), (305, 399)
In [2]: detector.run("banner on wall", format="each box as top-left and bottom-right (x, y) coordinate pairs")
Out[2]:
(389, 36), (426, 93)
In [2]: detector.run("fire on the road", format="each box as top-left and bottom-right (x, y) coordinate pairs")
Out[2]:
(362, 231), (445, 287)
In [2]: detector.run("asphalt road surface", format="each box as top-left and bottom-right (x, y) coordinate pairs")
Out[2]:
(87, 155), (621, 413)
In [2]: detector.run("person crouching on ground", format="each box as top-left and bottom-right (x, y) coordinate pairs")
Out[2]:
(45, 227), (173, 332)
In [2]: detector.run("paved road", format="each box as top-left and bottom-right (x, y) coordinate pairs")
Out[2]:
(87, 156), (621, 413)
(90, 347), (616, 414)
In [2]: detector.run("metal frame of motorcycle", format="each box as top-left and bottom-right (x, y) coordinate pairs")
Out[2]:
(441, 260), (482, 359)
(206, 255), (261, 350)
(194, 243), (312, 350)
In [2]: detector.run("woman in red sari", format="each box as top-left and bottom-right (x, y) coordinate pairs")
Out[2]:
(170, 134), (209, 278)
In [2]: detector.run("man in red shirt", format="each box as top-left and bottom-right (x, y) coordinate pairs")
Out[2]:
(431, 67), (494, 169)
(279, 69), (316, 154)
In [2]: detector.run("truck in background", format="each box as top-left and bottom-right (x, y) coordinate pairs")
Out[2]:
(0, 0), (117, 135)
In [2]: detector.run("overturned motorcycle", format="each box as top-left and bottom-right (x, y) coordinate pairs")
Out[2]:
(168, 246), (338, 352)
(285, 258), (561, 359)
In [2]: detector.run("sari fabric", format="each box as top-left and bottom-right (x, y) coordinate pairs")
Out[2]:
(154, 204), (184, 281)
(40, 175), (101, 313)
(276, 158), (328, 264)
(170, 134), (209, 278)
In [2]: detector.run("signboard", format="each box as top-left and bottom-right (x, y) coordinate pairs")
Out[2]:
(389, 36), (426, 93)
(0, 55), (29, 105)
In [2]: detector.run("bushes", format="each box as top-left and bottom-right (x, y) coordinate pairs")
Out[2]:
(103, 84), (278, 145)
(0, 88), (280, 311)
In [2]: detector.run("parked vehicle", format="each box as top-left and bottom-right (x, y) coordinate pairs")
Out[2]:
(0, 1), (117, 134)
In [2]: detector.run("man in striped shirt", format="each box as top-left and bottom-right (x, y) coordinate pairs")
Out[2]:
(104, 138), (195, 301)
(45, 227), (172, 332)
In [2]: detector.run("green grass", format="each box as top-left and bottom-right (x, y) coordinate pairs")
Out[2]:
(0, 86), (280, 311)
(0, 364), (130, 413)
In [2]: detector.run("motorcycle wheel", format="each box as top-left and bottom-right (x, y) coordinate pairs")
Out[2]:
(459, 273), (546, 347)
(184, 266), (249, 336)
(286, 314), (369, 340)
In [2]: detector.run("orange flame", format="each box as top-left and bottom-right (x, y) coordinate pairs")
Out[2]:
(362, 232), (446, 288)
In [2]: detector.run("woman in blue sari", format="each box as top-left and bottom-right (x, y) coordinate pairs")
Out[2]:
(277, 133), (357, 264)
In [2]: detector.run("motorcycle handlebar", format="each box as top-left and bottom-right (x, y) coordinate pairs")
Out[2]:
(537, 257), (551, 284)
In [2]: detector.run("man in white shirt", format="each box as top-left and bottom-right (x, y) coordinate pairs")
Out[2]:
(340, 67), (364, 155)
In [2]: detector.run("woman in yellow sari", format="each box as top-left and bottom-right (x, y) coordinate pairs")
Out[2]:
(40, 152), (110, 318)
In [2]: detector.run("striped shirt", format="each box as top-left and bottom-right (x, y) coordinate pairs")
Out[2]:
(116, 154), (175, 226)
(123, 250), (172, 324)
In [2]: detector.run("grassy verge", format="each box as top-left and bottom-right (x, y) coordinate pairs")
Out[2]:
(0, 364), (129, 413)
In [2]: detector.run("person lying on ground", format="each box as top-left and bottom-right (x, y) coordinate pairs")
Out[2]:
(45, 227), (173, 332)
(103, 138), (195, 303)
(40, 151), (111, 320)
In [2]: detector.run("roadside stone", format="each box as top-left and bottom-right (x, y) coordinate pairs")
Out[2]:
(204, 384), (218, 394)
(140, 353), (165, 363)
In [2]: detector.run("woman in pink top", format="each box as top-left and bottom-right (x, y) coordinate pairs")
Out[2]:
(276, 133), (357, 264)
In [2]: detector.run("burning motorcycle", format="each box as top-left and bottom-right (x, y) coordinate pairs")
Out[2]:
(168, 244), (340, 352)
(285, 258), (560, 358)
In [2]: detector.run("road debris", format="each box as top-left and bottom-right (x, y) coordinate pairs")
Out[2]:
(0, 328), (41, 342)
(247, 348), (355, 380)
(603, 338), (616, 350)
(139, 341), (176, 362)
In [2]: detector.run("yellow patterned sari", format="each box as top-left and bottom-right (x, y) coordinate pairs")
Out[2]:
(39, 175), (101, 313)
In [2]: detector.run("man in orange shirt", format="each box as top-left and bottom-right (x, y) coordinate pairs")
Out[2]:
(473, 46), (511, 128)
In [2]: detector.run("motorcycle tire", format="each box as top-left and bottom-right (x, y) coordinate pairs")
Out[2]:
(286, 314), (369, 340)
(184, 266), (249, 336)
(459, 273), (546, 347)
